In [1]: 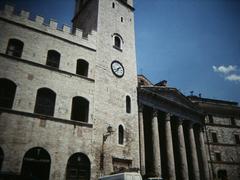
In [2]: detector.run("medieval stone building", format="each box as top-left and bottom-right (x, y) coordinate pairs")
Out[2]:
(189, 96), (240, 180)
(0, 0), (139, 179)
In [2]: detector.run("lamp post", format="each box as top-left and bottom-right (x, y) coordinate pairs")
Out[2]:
(100, 125), (114, 176)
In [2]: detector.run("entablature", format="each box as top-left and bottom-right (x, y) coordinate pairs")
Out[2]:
(138, 87), (204, 123)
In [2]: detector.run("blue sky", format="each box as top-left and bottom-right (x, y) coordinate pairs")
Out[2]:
(0, 0), (240, 103)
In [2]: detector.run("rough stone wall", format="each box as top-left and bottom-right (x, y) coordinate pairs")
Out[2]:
(73, 0), (99, 35)
(0, 7), (98, 179)
(0, 113), (95, 179)
(92, 0), (140, 175)
(205, 115), (240, 180)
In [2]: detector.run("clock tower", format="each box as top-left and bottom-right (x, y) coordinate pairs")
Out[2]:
(73, 0), (139, 176)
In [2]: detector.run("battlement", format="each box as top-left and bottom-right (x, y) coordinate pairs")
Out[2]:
(0, 4), (97, 50)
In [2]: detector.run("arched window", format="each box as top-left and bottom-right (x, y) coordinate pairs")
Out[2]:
(34, 88), (56, 116)
(114, 36), (121, 49)
(112, 2), (115, 8)
(76, 59), (89, 77)
(71, 96), (89, 122)
(217, 169), (227, 180)
(21, 147), (51, 180)
(6, 39), (24, 58)
(0, 78), (16, 109)
(118, 125), (124, 145)
(66, 153), (91, 180)
(0, 147), (3, 170)
(46, 50), (60, 68)
(126, 96), (131, 113)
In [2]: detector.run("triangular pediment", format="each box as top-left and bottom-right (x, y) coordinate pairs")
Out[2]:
(140, 86), (200, 112)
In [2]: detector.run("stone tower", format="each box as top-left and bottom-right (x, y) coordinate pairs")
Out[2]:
(0, 0), (139, 179)
(73, 0), (139, 175)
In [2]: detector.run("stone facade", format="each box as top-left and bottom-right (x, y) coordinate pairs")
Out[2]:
(137, 75), (210, 180)
(138, 75), (240, 180)
(0, 0), (139, 179)
(189, 96), (240, 180)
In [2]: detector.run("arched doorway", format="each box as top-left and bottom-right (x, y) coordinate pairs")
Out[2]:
(218, 169), (228, 180)
(21, 147), (51, 180)
(0, 147), (3, 170)
(66, 153), (91, 180)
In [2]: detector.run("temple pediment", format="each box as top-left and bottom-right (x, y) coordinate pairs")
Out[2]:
(138, 87), (203, 121)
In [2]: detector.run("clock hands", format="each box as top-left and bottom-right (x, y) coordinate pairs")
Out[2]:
(113, 67), (121, 72)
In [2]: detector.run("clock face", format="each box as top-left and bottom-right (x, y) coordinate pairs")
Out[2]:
(111, 60), (124, 78)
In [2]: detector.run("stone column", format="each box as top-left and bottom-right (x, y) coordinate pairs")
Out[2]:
(176, 119), (189, 180)
(188, 122), (200, 180)
(151, 110), (161, 177)
(165, 113), (176, 180)
(138, 105), (145, 175)
(197, 126), (210, 180)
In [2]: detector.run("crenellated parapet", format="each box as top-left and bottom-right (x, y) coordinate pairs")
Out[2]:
(0, 4), (97, 50)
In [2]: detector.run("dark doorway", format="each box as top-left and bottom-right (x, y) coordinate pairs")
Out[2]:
(0, 78), (16, 109)
(21, 147), (51, 180)
(0, 147), (3, 170)
(71, 96), (89, 122)
(66, 153), (91, 180)
(218, 169), (228, 180)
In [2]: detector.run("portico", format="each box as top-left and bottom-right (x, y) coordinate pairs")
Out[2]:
(138, 85), (210, 180)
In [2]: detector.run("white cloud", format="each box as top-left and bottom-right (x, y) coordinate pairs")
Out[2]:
(212, 65), (237, 74)
(225, 74), (240, 82)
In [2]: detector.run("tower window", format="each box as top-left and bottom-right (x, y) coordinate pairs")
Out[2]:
(76, 59), (89, 77)
(113, 34), (123, 51)
(211, 132), (218, 143)
(121, 17), (123, 22)
(230, 117), (236, 126)
(112, 2), (115, 8)
(66, 153), (91, 180)
(208, 115), (213, 123)
(118, 125), (124, 145)
(6, 39), (24, 58)
(235, 134), (240, 144)
(46, 50), (60, 68)
(34, 88), (56, 116)
(71, 96), (89, 122)
(114, 36), (121, 49)
(126, 96), (131, 113)
(215, 152), (221, 161)
(0, 78), (16, 109)
(0, 147), (3, 171)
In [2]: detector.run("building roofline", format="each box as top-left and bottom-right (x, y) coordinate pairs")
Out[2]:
(188, 96), (238, 106)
